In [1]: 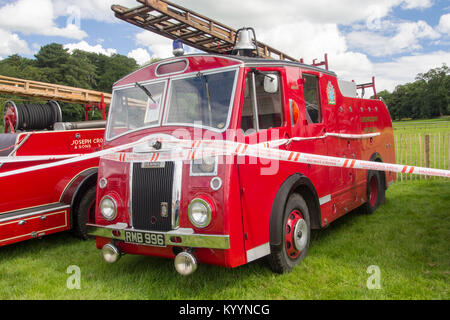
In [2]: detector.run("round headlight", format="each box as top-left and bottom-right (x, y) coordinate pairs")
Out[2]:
(100, 196), (117, 221)
(188, 198), (212, 228)
(191, 157), (216, 175)
(200, 157), (215, 173)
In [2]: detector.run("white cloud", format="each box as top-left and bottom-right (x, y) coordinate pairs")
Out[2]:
(0, 0), (87, 39)
(135, 31), (173, 59)
(347, 20), (440, 56)
(63, 41), (117, 56)
(128, 48), (151, 65)
(0, 29), (31, 56)
(401, 0), (434, 9)
(168, 0), (429, 27)
(372, 51), (450, 91)
(53, 0), (138, 23)
(438, 14), (450, 35)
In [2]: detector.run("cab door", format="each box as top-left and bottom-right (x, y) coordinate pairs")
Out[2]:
(236, 67), (290, 262)
(291, 71), (330, 223)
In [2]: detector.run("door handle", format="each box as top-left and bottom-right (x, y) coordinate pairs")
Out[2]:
(283, 133), (292, 149)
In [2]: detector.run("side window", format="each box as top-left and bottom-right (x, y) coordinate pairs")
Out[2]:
(303, 74), (322, 123)
(241, 71), (283, 132)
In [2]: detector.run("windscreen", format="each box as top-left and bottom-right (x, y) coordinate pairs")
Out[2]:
(164, 70), (237, 130)
(107, 81), (166, 140)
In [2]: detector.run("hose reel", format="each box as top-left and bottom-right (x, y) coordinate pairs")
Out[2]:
(2, 100), (62, 133)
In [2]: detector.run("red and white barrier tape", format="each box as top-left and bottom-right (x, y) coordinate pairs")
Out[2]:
(0, 135), (158, 178)
(0, 132), (449, 178)
(103, 138), (450, 178)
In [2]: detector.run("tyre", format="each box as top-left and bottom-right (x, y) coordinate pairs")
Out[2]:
(72, 185), (96, 240)
(267, 193), (311, 274)
(362, 170), (384, 214)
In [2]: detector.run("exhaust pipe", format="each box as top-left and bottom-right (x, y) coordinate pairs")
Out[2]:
(102, 243), (121, 264)
(174, 251), (197, 276)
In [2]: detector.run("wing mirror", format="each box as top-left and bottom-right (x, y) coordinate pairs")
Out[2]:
(264, 74), (279, 94)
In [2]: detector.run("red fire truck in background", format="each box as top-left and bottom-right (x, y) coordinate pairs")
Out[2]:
(0, 75), (110, 246)
(88, 0), (395, 275)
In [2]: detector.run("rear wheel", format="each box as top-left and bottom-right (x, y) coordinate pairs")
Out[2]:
(267, 193), (311, 274)
(363, 170), (384, 214)
(73, 186), (96, 240)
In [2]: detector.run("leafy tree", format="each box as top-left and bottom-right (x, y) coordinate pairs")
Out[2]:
(97, 54), (138, 93)
(378, 64), (449, 120)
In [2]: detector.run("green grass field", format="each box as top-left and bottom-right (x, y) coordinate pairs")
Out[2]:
(393, 117), (450, 135)
(0, 180), (448, 300)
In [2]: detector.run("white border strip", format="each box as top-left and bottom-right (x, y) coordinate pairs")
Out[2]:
(246, 242), (271, 263)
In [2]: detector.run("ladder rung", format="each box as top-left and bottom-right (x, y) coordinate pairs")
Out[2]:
(162, 23), (188, 32)
(146, 14), (171, 25)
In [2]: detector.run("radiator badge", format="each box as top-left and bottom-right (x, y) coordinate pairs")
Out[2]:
(142, 161), (166, 169)
(160, 202), (169, 218)
(327, 81), (336, 105)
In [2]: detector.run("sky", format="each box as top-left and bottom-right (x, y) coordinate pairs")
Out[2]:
(0, 0), (448, 92)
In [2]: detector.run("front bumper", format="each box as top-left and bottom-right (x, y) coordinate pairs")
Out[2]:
(87, 223), (230, 249)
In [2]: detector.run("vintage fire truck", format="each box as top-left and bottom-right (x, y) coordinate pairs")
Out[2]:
(0, 75), (110, 246)
(88, 0), (395, 275)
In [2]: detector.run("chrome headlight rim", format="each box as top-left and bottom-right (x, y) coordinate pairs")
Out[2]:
(99, 177), (108, 189)
(188, 198), (212, 229)
(100, 195), (118, 221)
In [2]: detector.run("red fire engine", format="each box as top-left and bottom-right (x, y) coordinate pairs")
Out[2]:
(88, 0), (395, 275)
(0, 75), (110, 246)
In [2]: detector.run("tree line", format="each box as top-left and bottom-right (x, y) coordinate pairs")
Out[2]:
(0, 43), (140, 125)
(0, 44), (448, 129)
(377, 64), (449, 121)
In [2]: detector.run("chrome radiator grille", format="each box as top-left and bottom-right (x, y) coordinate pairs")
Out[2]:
(131, 162), (175, 232)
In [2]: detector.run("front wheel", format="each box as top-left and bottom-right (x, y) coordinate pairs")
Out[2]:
(267, 193), (311, 274)
(72, 186), (96, 240)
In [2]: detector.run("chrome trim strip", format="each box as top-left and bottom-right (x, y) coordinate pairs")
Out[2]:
(0, 205), (70, 223)
(246, 242), (271, 263)
(172, 160), (182, 229)
(128, 162), (134, 228)
(87, 224), (230, 250)
(319, 194), (331, 206)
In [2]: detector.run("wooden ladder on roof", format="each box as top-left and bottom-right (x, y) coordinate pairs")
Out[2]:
(0, 75), (112, 106)
(112, 0), (298, 62)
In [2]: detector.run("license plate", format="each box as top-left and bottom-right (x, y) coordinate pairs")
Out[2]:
(124, 230), (166, 247)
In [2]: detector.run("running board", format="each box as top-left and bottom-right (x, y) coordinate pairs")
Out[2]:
(0, 203), (70, 223)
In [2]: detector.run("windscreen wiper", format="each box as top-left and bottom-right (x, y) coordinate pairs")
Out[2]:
(135, 82), (157, 104)
(197, 72), (213, 127)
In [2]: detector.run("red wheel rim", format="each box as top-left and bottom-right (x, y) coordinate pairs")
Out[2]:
(285, 210), (307, 259)
(369, 175), (378, 207)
